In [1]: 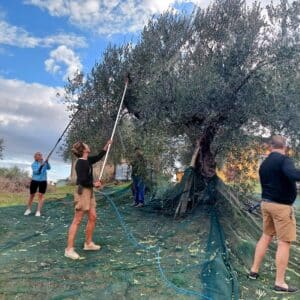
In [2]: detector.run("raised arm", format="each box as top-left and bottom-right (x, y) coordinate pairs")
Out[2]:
(88, 140), (112, 164)
(88, 150), (107, 165)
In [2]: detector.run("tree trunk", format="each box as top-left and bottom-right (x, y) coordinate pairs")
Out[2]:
(174, 122), (219, 218)
(174, 143), (201, 218)
(196, 124), (218, 178)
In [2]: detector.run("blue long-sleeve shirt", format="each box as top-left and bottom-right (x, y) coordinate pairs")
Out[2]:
(31, 161), (51, 181)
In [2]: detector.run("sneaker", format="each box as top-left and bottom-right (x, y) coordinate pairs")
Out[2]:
(131, 202), (138, 207)
(273, 285), (298, 293)
(64, 248), (80, 260)
(24, 209), (31, 216)
(35, 211), (41, 217)
(248, 271), (259, 280)
(83, 242), (101, 251)
(136, 203), (144, 208)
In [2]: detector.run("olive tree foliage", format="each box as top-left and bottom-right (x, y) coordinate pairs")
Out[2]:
(64, 0), (300, 179)
(62, 46), (179, 171)
(125, 0), (300, 178)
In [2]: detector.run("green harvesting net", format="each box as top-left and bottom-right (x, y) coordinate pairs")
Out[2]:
(0, 177), (299, 299)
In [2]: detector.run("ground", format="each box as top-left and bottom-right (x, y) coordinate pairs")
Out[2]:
(0, 184), (299, 299)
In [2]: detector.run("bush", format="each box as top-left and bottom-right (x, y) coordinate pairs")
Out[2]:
(0, 166), (30, 193)
(0, 166), (29, 179)
(0, 177), (30, 193)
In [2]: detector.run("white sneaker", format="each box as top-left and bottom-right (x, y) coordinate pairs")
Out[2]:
(24, 209), (31, 216)
(64, 248), (80, 260)
(35, 211), (41, 217)
(84, 242), (101, 251)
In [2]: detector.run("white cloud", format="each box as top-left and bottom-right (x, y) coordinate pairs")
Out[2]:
(0, 19), (87, 48)
(0, 76), (70, 160)
(0, 17), (85, 81)
(0, 20), (37, 47)
(0, 114), (32, 126)
(24, 0), (205, 35)
(24, 0), (278, 36)
(45, 45), (82, 81)
(42, 33), (87, 48)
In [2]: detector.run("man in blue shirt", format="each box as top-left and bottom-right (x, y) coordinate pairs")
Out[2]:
(249, 135), (300, 294)
(24, 152), (51, 217)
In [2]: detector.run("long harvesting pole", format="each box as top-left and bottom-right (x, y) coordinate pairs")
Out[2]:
(98, 76), (129, 180)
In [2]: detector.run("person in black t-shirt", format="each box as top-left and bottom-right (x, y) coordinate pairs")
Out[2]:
(249, 135), (300, 293)
(65, 140), (112, 260)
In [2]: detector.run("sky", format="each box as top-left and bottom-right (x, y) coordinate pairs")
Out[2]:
(0, 0), (277, 181)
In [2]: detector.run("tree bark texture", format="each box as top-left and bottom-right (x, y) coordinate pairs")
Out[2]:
(174, 121), (222, 218)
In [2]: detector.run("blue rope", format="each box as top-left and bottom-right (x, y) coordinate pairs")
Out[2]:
(99, 191), (212, 300)
(102, 191), (152, 250)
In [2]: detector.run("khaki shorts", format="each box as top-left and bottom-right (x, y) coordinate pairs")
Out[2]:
(74, 187), (96, 211)
(261, 201), (296, 242)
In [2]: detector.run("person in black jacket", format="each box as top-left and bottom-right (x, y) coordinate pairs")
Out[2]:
(249, 135), (300, 293)
(65, 140), (112, 260)
(131, 147), (147, 207)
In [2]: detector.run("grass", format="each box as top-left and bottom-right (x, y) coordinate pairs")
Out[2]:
(0, 185), (74, 207)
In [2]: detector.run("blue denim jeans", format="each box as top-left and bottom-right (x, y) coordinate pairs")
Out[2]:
(132, 176), (145, 204)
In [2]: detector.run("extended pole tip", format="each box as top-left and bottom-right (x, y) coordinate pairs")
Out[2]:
(76, 104), (82, 111)
(125, 72), (132, 84)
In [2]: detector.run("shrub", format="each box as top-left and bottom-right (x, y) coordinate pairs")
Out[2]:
(0, 167), (30, 193)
